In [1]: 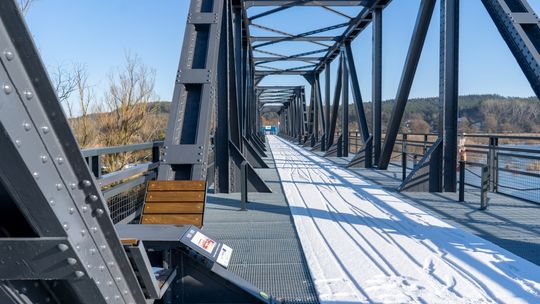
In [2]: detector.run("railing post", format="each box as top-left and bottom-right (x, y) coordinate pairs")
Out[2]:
(458, 160), (465, 202)
(337, 134), (343, 157)
(480, 164), (490, 210)
(240, 160), (248, 211)
(402, 134), (408, 180)
(488, 136), (499, 192)
(152, 145), (160, 163)
(90, 155), (101, 179)
(423, 134), (428, 154)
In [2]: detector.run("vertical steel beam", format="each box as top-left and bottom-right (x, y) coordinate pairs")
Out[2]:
(323, 63), (331, 151)
(316, 73), (326, 138)
(313, 79), (320, 140)
(342, 50), (350, 157)
(441, 0), (459, 192)
(372, 7), (383, 165)
(327, 58), (343, 148)
(378, 0), (436, 169)
(159, 0), (225, 181)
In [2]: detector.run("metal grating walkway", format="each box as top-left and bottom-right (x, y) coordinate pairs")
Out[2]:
(202, 143), (319, 304)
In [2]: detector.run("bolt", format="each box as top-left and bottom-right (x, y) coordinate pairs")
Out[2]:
(88, 194), (98, 202)
(66, 258), (77, 265)
(74, 271), (85, 278)
(57, 244), (69, 252)
(81, 180), (91, 187)
(23, 90), (33, 100)
(4, 50), (14, 61)
(3, 83), (12, 94)
(95, 208), (104, 217)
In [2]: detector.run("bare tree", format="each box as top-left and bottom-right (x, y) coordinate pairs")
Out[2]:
(71, 64), (96, 147)
(97, 54), (157, 172)
(17, 0), (37, 16)
(52, 64), (78, 117)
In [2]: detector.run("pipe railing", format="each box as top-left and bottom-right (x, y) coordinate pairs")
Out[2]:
(82, 141), (164, 223)
(348, 132), (540, 204)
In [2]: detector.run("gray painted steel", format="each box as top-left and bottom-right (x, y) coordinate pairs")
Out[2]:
(0, 1), (146, 302)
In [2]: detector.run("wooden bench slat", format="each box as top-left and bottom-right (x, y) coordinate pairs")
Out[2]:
(148, 180), (206, 191)
(143, 203), (204, 214)
(146, 191), (204, 202)
(141, 214), (202, 226)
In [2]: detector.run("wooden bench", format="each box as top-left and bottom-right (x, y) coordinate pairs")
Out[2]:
(140, 180), (206, 228)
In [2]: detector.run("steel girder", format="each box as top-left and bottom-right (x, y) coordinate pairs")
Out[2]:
(481, 0), (540, 98)
(378, 0), (437, 170)
(0, 1), (147, 302)
(160, 0), (270, 193)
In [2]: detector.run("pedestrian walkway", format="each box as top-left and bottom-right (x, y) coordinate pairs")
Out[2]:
(270, 135), (540, 304)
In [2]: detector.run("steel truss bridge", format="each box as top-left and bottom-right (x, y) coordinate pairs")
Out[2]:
(0, 0), (539, 303)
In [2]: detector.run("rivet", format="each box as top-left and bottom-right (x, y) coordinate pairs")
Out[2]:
(3, 83), (12, 94)
(49, 199), (56, 206)
(95, 208), (104, 217)
(107, 281), (113, 286)
(82, 180), (91, 187)
(81, 229), (86, 236)
(56, 157), (64, 165)
(115, 277), (121, 282)
(68, 207), (75, 214)
(99, 245), (107, 251)
(4, 50), (14, 61)
(67, 258), (77, 265)
(32, 171), (39, 179)
(99, 265), (105, 271)
(23, 90), (33, 100)
(41, 126), (50, 134)
(74, 271), (85, 278)
(90, 248), (96, 255)
(15, 139), (21, 147)
(40, 155), (48, 163)
(91, 226), (98, 233)
(20, 287), (27, 294)
(107, 261), (114, 267)
(114, 295), (120, 300)
(82, 205), (89, 213)
(62, 222), (70, 230)
(123, 290), (128, 295)
(88, 194), (98, 202)
(56, 184), (63, 191)
(57, 244), (69, 252)
(23, 122), (31, 131)
(70, 183), (77, 190)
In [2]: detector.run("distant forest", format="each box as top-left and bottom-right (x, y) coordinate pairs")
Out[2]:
(261, 94), (540, 134)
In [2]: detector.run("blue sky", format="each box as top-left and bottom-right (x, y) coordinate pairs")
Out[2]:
(25, 0), (540, 110)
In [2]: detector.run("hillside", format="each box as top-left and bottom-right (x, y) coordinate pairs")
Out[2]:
(262, 94), (540, 133)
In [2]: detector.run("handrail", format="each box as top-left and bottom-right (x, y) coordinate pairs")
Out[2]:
(82, 141), (164, 157)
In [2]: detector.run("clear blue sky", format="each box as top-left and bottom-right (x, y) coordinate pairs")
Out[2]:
(25, 0), (540, 109)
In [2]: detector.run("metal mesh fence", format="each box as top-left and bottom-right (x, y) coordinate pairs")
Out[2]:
(106, 183), (147, 223)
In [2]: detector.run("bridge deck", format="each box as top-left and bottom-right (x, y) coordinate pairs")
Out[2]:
(202, 142), (318, 303)
(270, 135), (540, 303)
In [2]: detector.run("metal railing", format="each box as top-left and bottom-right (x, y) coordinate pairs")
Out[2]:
(82, 141), (164, 223)
(348, 132), (540, 204)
